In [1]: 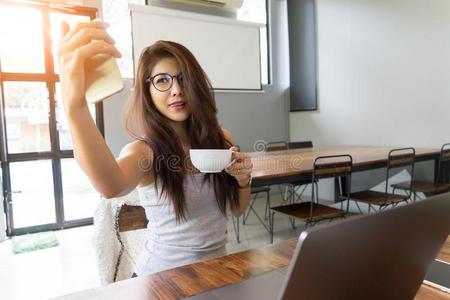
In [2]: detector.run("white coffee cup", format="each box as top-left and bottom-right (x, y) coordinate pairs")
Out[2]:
(189, 149), (232, 173)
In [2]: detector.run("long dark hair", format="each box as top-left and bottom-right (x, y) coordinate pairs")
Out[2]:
(124, 40), (240, 222)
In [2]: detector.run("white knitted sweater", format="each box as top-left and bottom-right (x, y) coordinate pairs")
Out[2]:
(91, 190), (148, 284)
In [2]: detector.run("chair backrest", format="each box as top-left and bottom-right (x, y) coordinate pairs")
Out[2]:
(386, 147), (415, 195)
(312, 155), (353, 180)
(266, 141), (288, 152)
(288, 141), (313, 149)
(118, 204), (148, 232)
(440, 143), (450, 162)
(436, 143), (450, 183)
(312, 155), (353, 203)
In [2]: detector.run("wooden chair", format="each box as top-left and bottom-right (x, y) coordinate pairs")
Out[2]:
(261, 141), (288, 216)
(235, 141), (286, 243)
(350, 148), (415, 213)
(249, 141), (288, 215)
(265, 140), (288, 152)
(391, 143), (450, 201)
(93, 189), (149, 284)
(113, 204), (148, 281)
(233, 187), (271, 244)
(288, 141), (313, 149)
(269, 154), (353, 243)
(284, 141), (315, 204)
(117, 204), (148, 232)
(232, 143), (273, 243)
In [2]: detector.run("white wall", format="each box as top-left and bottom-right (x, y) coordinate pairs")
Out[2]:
(103, 79), (134, 157)
(214, 0), (290, 152)
(289, 0), (450, 148)
(288, 0), (450, 200)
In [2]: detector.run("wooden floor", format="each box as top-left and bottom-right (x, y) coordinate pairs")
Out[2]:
(415, 236), (450, 300)
(416, 284), (450, 299)
(437, 235), (450, 264)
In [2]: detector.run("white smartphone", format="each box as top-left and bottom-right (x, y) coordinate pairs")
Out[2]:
(84, 52), (124, 103)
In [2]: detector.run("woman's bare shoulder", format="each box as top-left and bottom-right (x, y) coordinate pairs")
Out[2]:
(119, 140), (154, 172)
(120, 140), (153, 157)
(118, 140), (155, 187)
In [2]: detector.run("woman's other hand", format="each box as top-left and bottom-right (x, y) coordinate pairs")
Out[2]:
(58, 19), (121, 114)
(225, 146), (253, 188)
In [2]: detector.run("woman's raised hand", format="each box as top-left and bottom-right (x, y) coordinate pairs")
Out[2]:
(58, 20), (121, 114)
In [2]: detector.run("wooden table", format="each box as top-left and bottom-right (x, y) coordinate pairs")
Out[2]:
(56, 236), (450, 300)
(117, 146), (442, 232)
(250, 146), (442, 187)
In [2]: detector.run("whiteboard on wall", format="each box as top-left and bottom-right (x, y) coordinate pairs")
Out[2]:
(129, 4), (262, 90)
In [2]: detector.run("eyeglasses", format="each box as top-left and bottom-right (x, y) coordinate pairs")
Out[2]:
(145, 73), (184, 92)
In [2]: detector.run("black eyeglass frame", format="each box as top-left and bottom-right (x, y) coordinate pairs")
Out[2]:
(145, 72), (184, 92)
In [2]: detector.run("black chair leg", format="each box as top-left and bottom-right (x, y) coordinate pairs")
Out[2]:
(269, 211), (275, 244)
(288, 187), (296, 229)
(264, 190), (270, 220)
(243, 193), (258, 225)
(232, 216), (240, 243)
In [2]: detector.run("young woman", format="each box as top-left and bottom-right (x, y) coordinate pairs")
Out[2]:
(58, 20), (253, 275)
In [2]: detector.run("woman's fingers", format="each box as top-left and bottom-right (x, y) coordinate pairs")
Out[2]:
(61, 28), (115, 54)
(227, 161), (246, 172)
(226, 157), (252, 174)
(72, 41), (121, 65)
(226, 147), (253, 180)
(58, 20), (115, 62)
(57, 19), (120, 110)
(60, 19), (109, 45)
(60, 21), (70, 39)
(58, 19), (121, 75)
(231, 153), (251, 166)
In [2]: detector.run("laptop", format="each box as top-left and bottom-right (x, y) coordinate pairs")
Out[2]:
(186, 192), (450, 300)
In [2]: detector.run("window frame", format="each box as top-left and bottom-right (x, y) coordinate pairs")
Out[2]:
(0, 1), (103, 235)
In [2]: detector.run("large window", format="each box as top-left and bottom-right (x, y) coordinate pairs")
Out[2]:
(102, 0), (270, 84)
(0, 2), (102, 235)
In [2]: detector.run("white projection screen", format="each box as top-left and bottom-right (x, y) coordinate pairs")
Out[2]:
(130, 4), (262, 90)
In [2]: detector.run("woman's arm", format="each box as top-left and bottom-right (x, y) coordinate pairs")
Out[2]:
(58, 20), (148, 198)
(223, 129), (253, 217)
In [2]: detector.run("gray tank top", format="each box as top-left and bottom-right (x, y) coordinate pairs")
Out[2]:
(135, 173), (228, 275)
